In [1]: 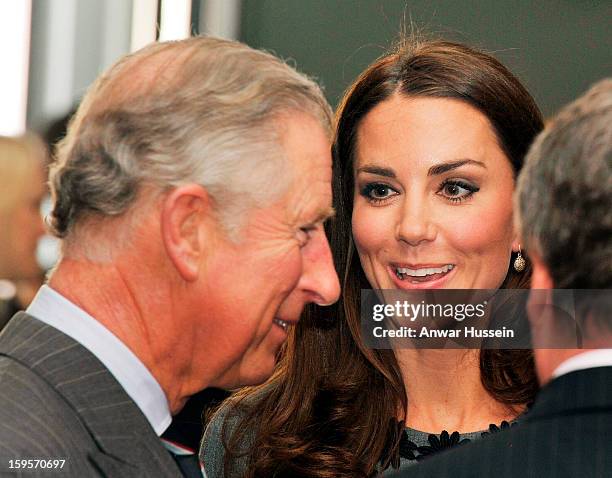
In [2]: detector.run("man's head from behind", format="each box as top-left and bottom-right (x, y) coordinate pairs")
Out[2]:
(517, 78), (612, 290)
(48, 37), (340, 398)
(516, 78), (612, 379)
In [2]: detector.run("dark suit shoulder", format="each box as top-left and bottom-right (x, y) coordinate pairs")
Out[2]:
(0, 357), (101, 475)
(403, 413), (612, 478)
(395, 370), (612, 478)
(0, 314), (182, 477)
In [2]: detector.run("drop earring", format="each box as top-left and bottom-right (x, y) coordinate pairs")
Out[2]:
(513, 245), (526, 272)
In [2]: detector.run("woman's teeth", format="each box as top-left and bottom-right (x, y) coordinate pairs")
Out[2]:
(395, 264), (454, 280)
(273, 318), (289, 332)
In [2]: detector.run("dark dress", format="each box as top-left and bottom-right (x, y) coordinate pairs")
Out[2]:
(383, 421), (518, 474)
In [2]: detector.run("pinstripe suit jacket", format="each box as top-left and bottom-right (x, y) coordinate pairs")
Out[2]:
(0, 312), (182, 477)
(389, 366), (612, 478)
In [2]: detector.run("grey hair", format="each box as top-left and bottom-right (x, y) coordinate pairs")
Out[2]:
(516, 78), (612, 289)
(49, 36), (332, 249)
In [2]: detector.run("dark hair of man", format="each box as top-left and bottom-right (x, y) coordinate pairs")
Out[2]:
(219, 38), (544, 478)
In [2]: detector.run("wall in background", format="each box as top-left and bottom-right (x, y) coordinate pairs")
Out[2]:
(26, 0), (243, 134)
(27, 0), (133, 133)
(26, 1), (611, 129)
(241, 0), (611, 117)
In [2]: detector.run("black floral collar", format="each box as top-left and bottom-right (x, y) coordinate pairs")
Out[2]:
(397, 420), (518, 462)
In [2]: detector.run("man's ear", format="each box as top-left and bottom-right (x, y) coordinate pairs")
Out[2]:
(530, 251), (554, 289)
(160, 184), (213, 281)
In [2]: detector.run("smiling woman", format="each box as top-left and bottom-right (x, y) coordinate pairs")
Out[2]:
(352, 95), (517, 292)
(200, 37), (544, 478)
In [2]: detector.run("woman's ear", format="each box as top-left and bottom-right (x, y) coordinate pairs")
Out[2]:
(160, 184), (213, 281)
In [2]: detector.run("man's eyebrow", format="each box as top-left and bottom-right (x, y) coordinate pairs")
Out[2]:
(355, 165), (396, 178)
(313, 206), (336, 224)
(427, 159), (486, 176)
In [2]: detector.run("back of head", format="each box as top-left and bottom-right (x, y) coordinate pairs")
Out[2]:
(517, 78), (612, 289)
(49, 36), (332, 255)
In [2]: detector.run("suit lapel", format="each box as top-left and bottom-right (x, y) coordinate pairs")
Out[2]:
(0, 312), (181, 476)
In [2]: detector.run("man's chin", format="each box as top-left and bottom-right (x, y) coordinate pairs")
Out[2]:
(212, 360), (276, 390)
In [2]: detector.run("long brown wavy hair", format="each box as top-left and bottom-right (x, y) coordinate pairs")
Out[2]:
(216, 38), (544, 478)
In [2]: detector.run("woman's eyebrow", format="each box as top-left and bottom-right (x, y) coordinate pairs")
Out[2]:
(427, 159), (486, 176)
(355, 165), (396, 178)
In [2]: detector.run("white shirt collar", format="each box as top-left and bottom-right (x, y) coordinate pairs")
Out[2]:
(26, 285), (172, 436)
(552, 349), (612, 379)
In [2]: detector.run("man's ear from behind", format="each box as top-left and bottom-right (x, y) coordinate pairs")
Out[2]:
(160, 184), (217, 282)
(529, 251), (554, 289)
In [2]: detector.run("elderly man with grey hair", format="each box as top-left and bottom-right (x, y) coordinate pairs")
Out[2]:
(0, 36), (339, 477)
(390, 79), (612, 478)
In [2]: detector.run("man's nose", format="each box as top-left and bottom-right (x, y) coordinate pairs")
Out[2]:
(301, 230), (341, 306)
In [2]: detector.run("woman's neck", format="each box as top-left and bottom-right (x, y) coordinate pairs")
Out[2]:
(395, 348), (521, 433)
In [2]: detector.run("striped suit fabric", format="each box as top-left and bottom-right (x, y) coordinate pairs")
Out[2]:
(0, 312), (182, 477)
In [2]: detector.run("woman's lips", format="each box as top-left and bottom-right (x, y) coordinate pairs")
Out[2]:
(388, 264), (456, 289)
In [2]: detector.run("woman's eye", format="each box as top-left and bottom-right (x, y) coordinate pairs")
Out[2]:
(438, 180), (479, 203)
(360, 183), (398, 203)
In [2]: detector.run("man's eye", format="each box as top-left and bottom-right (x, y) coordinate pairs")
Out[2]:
(297, 226), (316, 247)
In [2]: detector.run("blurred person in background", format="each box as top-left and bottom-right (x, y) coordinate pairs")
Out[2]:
(0, 135), (47, 330)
